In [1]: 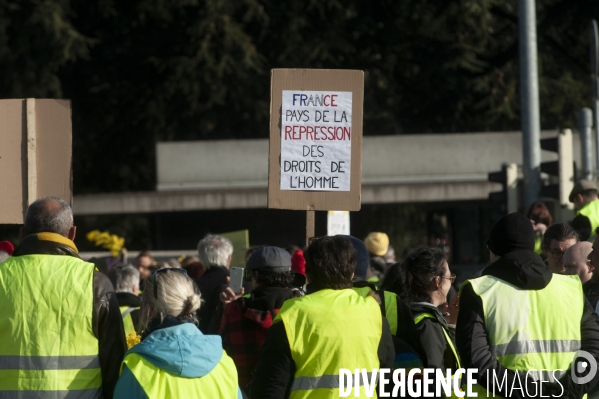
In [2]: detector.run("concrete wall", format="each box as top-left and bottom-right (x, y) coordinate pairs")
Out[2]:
(73, 131), (584, 215)
(156, 131), (578, 189)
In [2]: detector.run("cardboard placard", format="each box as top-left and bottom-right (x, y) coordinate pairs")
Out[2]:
(220, 229), (250, 267)
(268, 69), (363, 211)
(0, 99), (73, 223)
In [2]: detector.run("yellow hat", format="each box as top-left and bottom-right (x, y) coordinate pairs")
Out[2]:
(364, 232), (389, 256)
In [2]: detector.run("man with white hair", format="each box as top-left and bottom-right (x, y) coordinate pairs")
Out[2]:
(195, 234), (234, 333)
(0, 197), (126, 398)
(114, 264), (142, 336)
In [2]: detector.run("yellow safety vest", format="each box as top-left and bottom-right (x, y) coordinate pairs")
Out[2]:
(275, 288), (382, 399)
(0, 254), (101, 397)
(577, 200), (599, 241)
(121, 350), (239, 398)
(534, 236), (543, 255)
(463, 274), (583, 398)
(414, 312), (464, 399)
(120, 306), (140, 336)
(353, 286), (399, 335)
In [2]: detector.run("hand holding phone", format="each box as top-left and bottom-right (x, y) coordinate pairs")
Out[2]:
(229, 267), (244, 295)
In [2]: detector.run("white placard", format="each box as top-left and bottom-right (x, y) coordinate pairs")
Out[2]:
(280, 90), (352, 191)
(327, 211), (350, 236)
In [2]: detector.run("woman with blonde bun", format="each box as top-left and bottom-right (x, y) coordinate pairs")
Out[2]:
(114, 268), (242, 398)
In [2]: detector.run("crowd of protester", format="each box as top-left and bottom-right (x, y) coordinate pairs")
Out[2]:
(3, 182), (599, 398)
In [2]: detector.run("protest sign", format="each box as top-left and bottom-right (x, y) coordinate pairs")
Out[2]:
(0, 99), (73, 223)
(280, 90), (352, 191)
(268, 69), (363, 211)
(220, 229), (249, 267)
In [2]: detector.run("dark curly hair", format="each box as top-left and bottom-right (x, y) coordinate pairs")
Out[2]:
(381, 262), (407, 299)
(402, 247), (447, 304)
(249, 270), (294, 288)
(304, 236), (356, 291)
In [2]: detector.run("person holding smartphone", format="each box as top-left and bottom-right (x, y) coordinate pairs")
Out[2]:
(218, 246), (300, 392)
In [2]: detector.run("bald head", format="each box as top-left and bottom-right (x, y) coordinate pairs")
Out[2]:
(563, 241), (594, 283)
(23, 197), (74, 238)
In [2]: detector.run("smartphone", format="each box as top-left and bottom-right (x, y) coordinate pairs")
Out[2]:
(229, 267), (244, 295)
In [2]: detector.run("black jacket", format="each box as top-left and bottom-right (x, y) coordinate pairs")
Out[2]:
(116, 292), (142, 333)
(194, 265), (229, 333)
(12, 233), (127, 399)
(353, 280), (425, 361)
(249, 288), (395, 399)
(456, 250), (599, 399)
(411, 302), (459, 371)
(583, 280), (599, 311)
(570, 214), (594, 242)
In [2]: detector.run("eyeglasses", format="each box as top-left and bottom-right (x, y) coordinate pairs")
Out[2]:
(550, 250), (566, 259)
(441, 273), (456, 283)
(152, 268), (188, 300)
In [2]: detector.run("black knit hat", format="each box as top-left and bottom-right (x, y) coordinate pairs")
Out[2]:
(338, 235), (369, 280)
(487, 212), (536, 256)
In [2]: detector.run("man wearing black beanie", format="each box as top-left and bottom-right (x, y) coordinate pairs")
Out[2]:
(456, 212), (599, 398)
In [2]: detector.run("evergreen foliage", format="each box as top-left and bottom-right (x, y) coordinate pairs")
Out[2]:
(0, 0), (595, 192)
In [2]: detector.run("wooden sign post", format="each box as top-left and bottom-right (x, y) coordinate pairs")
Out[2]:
(267, 69), (364, 244)
(0, 99), (73, 223)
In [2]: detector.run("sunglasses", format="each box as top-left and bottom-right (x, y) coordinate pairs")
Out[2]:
(152, 268), (188, 300)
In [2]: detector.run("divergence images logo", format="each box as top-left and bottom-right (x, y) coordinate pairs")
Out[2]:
(572, 350), (598, 385)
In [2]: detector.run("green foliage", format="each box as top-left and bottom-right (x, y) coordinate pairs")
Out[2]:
(0, 0), (596, 193)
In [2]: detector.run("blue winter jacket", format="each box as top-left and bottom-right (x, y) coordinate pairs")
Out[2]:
(114, 322), (243, 399)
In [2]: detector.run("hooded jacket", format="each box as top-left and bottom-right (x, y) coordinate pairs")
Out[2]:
(456, 250), (599, 399)
(11, 232), (126, 399)
(114, 319), (243, 399)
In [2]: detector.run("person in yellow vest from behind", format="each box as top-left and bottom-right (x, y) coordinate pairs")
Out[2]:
(114, 264), (142, 336)
(457, 212), (599, 398)
(0, 197), (127, 398)
(250, 235), (395, 399)
(570, 180), (599, 241)
(114, 267), (243, 399)
(346, 234), (425, 371)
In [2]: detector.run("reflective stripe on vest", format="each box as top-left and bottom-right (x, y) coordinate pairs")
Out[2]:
(491, 339), (581, 358)
(0, 254), (101, 395)
(120, 306), (139, 336)
(353, 286), (398, 335)
(276, 289), (381, 399)
(577, 200), (599, 240)
(122, 352), (239, 399)
(0, 390), (101, 399)
(291, 372), (378, 391)
(465, 274), (583, 398)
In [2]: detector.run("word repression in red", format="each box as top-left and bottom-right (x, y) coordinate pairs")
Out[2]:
(284, 125), (351, 141)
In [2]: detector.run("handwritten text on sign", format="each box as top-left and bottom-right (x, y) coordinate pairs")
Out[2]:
(280, 90), (352, 191)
